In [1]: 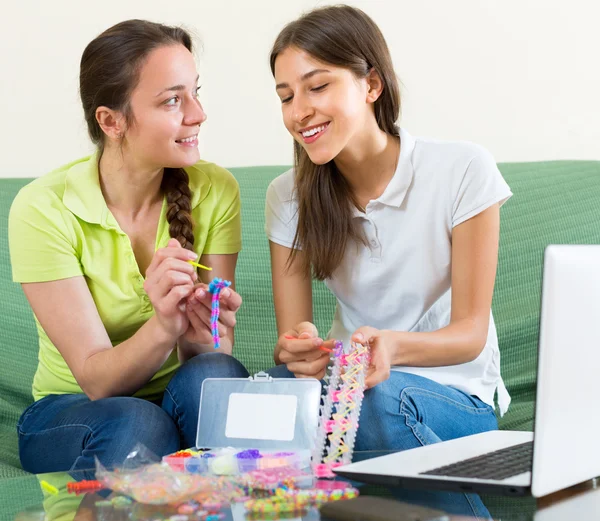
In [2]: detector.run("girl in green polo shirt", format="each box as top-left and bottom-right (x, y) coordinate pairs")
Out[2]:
(8, 20), (249, 476)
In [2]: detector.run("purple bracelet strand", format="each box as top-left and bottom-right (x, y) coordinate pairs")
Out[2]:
(207, 277), (232, 349)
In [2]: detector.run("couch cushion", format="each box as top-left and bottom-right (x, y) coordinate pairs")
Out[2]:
(492, 161), (600, 430)
(0, 179), (40, 478)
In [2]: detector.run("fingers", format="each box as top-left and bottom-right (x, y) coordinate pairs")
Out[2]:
(364, 345), (392, 389)
(190, 283), (209, 301)
(279, 335), (325, 357)
(286, 352), (330, 378)
(315, 368), (327, 380)
(153, 270), (197, 300)
(352, 326), (378, 345)
(301, 348), (330, 362)
(319, 339), (336, 353)
(145, 240), (197, 315)
(211, 306), (236, 329)
(148, 239), (198, 274)
(188, 285), (239, 329)
(185, 306), (218, 345)
(281, 336), (333, 357)
(191, 284), (241, 310)
(219, 287), (242, 313)
(365, 365), (391, 389)
(155, 284), (194, 316)
(144, 258), (198, 308)
(187, 299), (228, 337)
(145, 239), (198, 284)
(186, 305), (208, 337)
(278, 322), (322, 357)
(293, 321), (319, 338)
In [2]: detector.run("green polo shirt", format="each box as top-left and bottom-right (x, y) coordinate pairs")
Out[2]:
(8, 154), (241, 402)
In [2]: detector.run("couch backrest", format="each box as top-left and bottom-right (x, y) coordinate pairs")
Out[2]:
(489, 161), (600, 429)
(1, 160), (599, 439)
(0, 179), (41, 470)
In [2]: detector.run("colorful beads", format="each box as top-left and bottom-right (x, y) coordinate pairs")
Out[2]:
(163, 449), (310, 476)
(243, 484), (359, 515)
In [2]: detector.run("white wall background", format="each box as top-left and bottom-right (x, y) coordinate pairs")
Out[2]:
(1, 0), (598, 178)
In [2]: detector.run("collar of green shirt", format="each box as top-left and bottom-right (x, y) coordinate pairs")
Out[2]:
(62, 152), (209, 229)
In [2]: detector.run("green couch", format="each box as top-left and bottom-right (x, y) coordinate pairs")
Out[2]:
(1, 161), (600, 483)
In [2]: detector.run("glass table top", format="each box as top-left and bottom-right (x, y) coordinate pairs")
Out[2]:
(2, 450), (598, 521)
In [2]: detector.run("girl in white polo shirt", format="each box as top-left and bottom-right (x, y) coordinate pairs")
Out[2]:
(265, 6), (511, 518)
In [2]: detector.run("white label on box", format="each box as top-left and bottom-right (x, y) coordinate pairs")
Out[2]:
(225, 393), (297, 441)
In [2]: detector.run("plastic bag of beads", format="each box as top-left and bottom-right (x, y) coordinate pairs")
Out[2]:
(95, 445), (246, 505)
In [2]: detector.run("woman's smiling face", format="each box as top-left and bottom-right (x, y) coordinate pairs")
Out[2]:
(123, 44), (207, 170)
(274, 46), (373, 165)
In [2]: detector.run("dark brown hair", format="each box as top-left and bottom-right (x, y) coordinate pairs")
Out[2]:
(270, 5), (401, 279)
(80, 20), (195, 249)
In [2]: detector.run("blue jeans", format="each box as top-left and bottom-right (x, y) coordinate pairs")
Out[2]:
(267, 364), (497, 521)
(17, 352), (249, 480)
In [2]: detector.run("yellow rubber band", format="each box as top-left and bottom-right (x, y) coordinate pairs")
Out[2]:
(188, 260), (212, 271)
(40, 480), (59, 495)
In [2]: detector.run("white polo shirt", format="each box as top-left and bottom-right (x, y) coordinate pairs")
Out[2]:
(265, 128), (513, 415)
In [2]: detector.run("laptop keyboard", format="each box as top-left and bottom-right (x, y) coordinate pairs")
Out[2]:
(420, 441), (533, 481)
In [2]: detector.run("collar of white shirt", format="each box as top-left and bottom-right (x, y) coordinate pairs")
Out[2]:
(351, 127), (416, 217)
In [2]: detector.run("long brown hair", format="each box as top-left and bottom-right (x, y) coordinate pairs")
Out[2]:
(80, 20), (195, 250)
(270, 5), (401, 280)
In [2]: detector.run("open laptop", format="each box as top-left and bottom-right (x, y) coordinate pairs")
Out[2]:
(334, 245), (600, 497)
